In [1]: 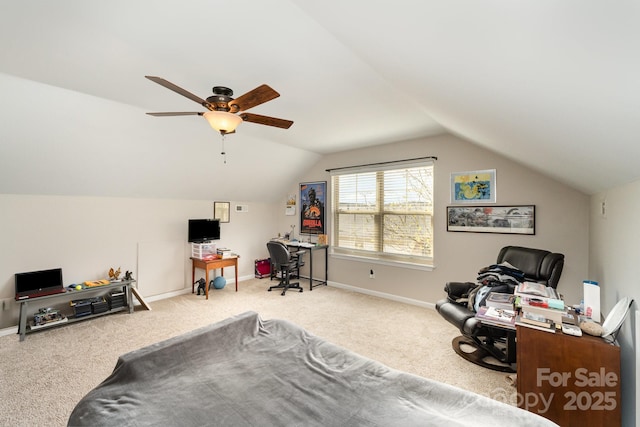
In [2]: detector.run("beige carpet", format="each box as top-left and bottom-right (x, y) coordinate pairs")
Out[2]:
(0, 279), (515, 426)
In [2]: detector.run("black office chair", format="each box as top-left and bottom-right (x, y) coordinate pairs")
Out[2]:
(436, 246), (564, 372)
(266, 241), (305, 296)
(269, 245), (305, 281)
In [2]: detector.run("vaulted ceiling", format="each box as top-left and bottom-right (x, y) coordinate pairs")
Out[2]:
(1, 1), (638, 202)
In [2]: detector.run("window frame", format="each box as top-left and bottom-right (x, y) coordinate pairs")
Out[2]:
(329, 159), (434, 269)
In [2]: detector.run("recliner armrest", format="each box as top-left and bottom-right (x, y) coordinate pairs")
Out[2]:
(444, 281), (477, 303)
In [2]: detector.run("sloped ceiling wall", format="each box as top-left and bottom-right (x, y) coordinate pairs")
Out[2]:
(1, 1), (640, 201)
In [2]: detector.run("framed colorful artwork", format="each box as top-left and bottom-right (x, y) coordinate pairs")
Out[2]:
(300, 181), (326, 235)
(446, 205), (535, 234)
(450, 169), (496, 204)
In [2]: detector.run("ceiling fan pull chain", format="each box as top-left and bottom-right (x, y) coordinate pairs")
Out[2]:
(221, 134), (227, 164)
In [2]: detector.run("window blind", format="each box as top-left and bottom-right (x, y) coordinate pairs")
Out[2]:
(330, 160), (434, 265)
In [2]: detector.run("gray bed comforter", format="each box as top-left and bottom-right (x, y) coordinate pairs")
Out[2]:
(68, 311), (556, 426)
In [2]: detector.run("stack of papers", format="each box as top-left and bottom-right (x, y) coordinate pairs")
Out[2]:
(475, 306), (517, 329)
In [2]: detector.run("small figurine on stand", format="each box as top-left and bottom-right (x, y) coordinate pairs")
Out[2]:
(124, 270), (134, 281)
(108, 267), (122, 281)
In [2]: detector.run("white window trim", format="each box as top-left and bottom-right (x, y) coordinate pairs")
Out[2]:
(330, 251), (435, 271)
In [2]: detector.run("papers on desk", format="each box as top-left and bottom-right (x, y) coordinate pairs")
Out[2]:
(291, 242), (315, 248)
(272, 239), (314, 248)
(271, 238), (327, 249)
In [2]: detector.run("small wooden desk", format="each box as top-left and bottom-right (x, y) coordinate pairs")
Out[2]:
(191, 257), (239, 299)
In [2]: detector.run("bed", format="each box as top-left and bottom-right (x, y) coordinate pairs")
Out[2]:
(68, 311), (556, 426)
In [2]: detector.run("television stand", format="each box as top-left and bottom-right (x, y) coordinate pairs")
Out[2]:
(17, 280), (134, 341)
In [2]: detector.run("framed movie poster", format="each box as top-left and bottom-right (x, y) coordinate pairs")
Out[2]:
(300, 181), (326, 235)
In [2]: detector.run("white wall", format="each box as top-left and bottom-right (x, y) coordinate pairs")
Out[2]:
(0, 195), (279, 328)
(2, 133), (592, 322)
(280, 134), (590, 306)
(591, 181), (640, 427)
(4, 132), (630, 420)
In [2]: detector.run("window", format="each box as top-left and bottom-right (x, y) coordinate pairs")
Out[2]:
(330, 160), (434, 266)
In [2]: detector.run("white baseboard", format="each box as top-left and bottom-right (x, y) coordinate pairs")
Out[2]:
(328, 281), (436, 311)
(142, 288), (190, 304)
(0, 325), (18, 337)
(140, 274), (255, 304)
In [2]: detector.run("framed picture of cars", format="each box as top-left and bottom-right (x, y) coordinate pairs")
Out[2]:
(446, 205), (535, 234)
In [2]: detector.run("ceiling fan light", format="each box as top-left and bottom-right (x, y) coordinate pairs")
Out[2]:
(203, 111), (243, 134)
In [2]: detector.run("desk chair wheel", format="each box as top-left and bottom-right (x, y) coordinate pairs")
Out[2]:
(280, 288), (303, 296)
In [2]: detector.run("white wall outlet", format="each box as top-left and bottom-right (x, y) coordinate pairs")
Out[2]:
(369, 269), (375, 279)
(235, 204), (248, 213)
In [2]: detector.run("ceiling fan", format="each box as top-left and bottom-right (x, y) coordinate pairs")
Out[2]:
(145, 76), (294, 135)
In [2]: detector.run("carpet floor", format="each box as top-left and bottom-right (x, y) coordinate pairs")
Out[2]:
(0, 279), (515, 426)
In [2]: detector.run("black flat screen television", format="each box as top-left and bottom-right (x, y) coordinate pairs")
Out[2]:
(188, 219), (221, 243)
(15, 267), (65, 300)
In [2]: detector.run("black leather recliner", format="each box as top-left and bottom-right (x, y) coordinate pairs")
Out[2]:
(436, 246), (565, 372)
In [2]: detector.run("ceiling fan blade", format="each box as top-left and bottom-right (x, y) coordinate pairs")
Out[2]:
(146, 112), (204, 117)
(145, 76), (213, 109)
(229, 84), (280, 112)
(240, 112), (293, 129)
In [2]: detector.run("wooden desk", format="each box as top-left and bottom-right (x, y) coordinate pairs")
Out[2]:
(191, 257), (238, 299)
(516, 325), (621, 426)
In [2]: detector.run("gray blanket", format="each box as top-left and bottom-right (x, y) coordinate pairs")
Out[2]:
(68, 311), (556, 426)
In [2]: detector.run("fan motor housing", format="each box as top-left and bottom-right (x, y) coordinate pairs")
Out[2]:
(212, 86), (233, 97)
(207, 86), (234, 111)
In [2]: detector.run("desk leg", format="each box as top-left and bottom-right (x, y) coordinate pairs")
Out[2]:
(309, 246), (328, 290)
(205, 266), (210, 300)
(309, 249), (314, 290)
(324, 247), (328, 285)
(235, 260), (238, 292)
(191, 263), (196, 294)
